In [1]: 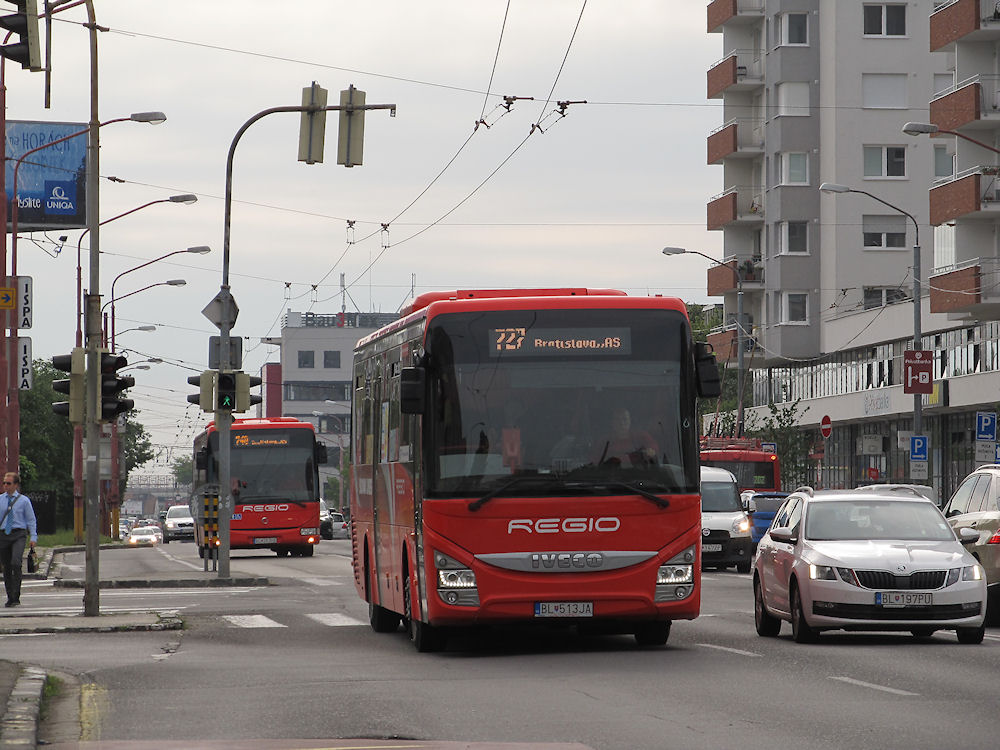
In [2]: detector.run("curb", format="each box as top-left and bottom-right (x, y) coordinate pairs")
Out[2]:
(0, 611), (184, 635)
(0, 665), (44, 750)
(52, 577), (269, 589)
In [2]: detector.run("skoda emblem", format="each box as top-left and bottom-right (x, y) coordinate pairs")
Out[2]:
(896, 564), (907, 573)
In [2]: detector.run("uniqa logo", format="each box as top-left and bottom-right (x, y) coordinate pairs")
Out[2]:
(507, 517), (621, 534)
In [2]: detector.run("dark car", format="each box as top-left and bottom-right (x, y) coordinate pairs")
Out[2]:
(745, 491), (790, 548)
(319, 500), (334, 540)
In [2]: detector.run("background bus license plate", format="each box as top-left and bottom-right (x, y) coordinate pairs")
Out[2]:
(702, 543), (722, 552)
(254, 537), (278, 545)
(535, 602), (593, 617)
(876, 592), (932, 607)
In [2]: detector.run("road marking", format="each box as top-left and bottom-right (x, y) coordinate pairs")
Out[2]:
(222, 614), (286, 628)
(697, 643), (762, 657)
(302, 577), (342, 587)
(828, 676), (918, 696)
(306, 613), (366, 627)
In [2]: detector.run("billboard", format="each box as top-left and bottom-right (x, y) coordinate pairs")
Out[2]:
(5, 120), (89, 232)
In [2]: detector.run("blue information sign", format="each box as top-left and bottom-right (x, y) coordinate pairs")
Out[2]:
(910, 435), (928, 462)
(976, 412), (997, 442)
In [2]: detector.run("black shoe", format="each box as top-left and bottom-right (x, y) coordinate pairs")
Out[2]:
(4, 601), (15, 607)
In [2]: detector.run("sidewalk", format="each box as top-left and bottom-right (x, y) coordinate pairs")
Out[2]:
(0, 545), (268, 747)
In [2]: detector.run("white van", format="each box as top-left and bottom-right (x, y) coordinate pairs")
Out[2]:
(700, 465), (752, 573)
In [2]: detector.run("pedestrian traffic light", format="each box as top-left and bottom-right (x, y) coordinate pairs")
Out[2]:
(235, 372), (263, 412)
(0, 0), (42, 71)
(187, 371), (216, 412)
(52, 347), (85, 424)
(216, 371), (236, 411)
(99, 352), (134, 421)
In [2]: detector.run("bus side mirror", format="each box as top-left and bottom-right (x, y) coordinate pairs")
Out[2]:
(195, 448), (208, 471)
(695, 342), (722, 398)
(400, 366), (427, 414)
(315, 443), (329, 465)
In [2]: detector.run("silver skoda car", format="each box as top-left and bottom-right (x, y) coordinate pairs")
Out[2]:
(753, 486), (986, 644)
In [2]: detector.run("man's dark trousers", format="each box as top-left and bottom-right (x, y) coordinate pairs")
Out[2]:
(0, 528), (28, 604)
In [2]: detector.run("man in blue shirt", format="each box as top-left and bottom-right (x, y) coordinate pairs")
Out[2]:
(0, 472), (37, 607)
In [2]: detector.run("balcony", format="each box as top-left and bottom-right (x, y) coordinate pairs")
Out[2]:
(706, 324), (757, 364)
(930, 0), (1000, 52)
(929, 167), (1000, 225)
(707, 119), (764, 164)
(707, 259), (763, 295)
(707, 0), (765, 33)
(930, 76), (1000, 131)
(929, 257), (1000, 317)
(707, 50), (763, 99)
(707, 186), (763, 230)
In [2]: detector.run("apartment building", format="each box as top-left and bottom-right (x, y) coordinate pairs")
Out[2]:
(702, 0), (1000, 499)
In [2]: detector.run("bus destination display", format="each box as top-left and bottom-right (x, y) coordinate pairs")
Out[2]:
(233, 432), (291, 448)
(490, 327), (632, 356)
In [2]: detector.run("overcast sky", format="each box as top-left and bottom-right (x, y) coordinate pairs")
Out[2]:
(6, 1), (723, 476)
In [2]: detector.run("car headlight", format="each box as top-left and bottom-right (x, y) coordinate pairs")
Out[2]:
(731, 516), (750, 537)
(946, 565), (983, 586)
(809, 564), (837, 580)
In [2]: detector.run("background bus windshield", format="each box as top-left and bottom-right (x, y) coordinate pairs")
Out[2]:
(425, 308), (698, 496)
(208, 429), (317, 503)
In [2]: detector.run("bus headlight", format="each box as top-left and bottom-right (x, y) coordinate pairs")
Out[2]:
(655, 546), (696, 601)
(434, 551), (479, 606)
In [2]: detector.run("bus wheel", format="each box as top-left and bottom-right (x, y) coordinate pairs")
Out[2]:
(198, 547), (204, 559)
(634, 621), (671, 646)
(405, 578), (446, 652)
(367, 563), (401, 633)
(299, 545), (314, 557)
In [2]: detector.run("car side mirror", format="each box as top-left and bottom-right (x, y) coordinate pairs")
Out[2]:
(768, 526), (795, 544)
(957, 527), (979, 545)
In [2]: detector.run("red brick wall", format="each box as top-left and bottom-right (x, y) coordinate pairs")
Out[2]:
(929, 83), (980, 131)
(707, 0), (737, 33)
(929, 173), (981, 226)
(930, 0), (978, 52)
(707, 262), (738, 296)
(707, 329), (737, 363)
(930, 265), (980, 312)
(707, 123), (737, 164)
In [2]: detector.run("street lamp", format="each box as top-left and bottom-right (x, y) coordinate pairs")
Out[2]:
(819, 182), (923, 436)
(662, 246), (746, 435)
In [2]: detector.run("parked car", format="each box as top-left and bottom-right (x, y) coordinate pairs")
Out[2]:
(329, 511), (349, 540)
(753, 486), (986, 644)
(161, 504), (195, 543)
(855, 483), (939, 507)
(744, 491), (790, 549)
(128, 525), (162, 546)
(941, 465), (1000, 622)
(700, 466), (752, 573)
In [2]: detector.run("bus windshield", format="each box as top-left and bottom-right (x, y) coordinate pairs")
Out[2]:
(424, 308), (699, 497)
(207, 428), (317, 503)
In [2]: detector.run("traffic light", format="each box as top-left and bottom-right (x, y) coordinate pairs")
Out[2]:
(0, 0), (41, 71)
(187, 371), (216, 412)
(52, 347), (84, 424)
(216, 371), (236, 411)
(99, 352), (134, 421)
(235, 372), (263, 412)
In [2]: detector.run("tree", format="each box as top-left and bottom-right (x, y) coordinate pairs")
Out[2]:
(171, 455), (194, 487)
(119, 411), (155, 498)
(746, 398), (814, 489)
(687, 303), (738, 436)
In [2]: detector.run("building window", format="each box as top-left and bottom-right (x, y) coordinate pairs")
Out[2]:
(863, 4), (905, 37)
(863, 287), (909, 310)
(863, 145), (906, 177)
(323, 350), (341, 369)
(779, 152), (809, 185)
(779, 13), (808, 45)
(934, 144), (954, 178)
(861, 74), (906, 109)
(779, 221), (809, 254)
(284, 380), (351, 402)
(782, 292), (808, 324)
(298, 350), (315, 368)
(863, 214), (906, 248)
(776, 82), (809, 117)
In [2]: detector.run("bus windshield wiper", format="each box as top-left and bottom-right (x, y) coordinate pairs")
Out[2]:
(588, 481), (670, 509)
(468, 475), (565, 512)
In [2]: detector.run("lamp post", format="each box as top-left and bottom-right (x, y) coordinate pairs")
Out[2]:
(662, 246), (745, 436)
(819, 182), (923, 436)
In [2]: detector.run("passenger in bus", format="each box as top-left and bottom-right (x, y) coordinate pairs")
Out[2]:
(596, 407), (659, 467)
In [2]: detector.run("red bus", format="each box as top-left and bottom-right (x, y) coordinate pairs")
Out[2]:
(699, 437), (780, 492)
(350, 288), (720, 651)
(192, 416), (328, 557)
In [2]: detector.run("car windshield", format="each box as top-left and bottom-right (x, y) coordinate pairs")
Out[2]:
(166, 506), (191, 518)
(701, 480), (741, 512)
(132, 527), (156, 535)
(805, 500), (955, 542)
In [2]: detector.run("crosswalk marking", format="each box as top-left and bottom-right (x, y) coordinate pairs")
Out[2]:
(306, 613), (366, 627)
(222, 614), (286, 628)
